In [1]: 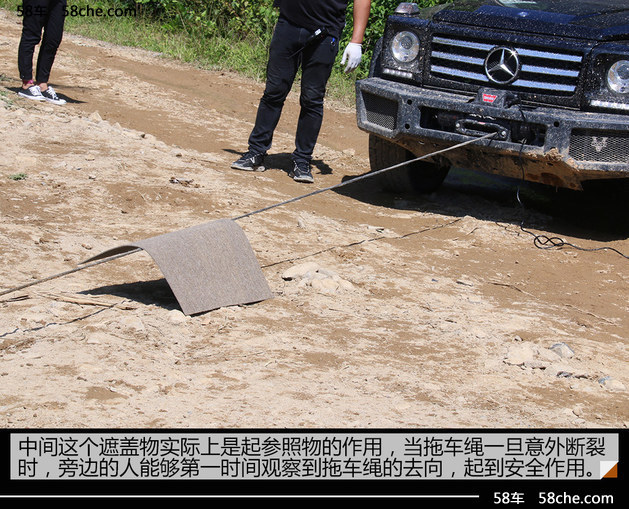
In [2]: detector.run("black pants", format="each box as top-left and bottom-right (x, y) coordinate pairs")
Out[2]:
(248, 17), (339, 165)
(18, 0), (66, 84)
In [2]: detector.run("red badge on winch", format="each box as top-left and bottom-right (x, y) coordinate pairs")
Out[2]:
(482, 93), (498, 104)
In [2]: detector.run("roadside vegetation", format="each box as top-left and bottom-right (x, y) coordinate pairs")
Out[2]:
(0, 0), (442, 104)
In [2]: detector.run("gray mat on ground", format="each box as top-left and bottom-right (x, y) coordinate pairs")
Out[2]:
(82, 219), (273, 315)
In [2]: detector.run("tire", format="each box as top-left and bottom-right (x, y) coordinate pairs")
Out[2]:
(369, 134), (450, 194)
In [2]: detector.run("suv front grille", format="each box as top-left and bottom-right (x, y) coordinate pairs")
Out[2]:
(429, 34), (583, 97)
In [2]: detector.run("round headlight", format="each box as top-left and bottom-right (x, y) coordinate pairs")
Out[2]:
(391, 31), (420, 63)
(607, 60), (629, 94)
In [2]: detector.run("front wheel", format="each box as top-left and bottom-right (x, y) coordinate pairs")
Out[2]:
(369, 135), (450, 194)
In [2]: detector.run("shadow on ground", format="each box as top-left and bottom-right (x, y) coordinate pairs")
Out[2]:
(4, 85), (82, 104)
(336, 166), (629, 243)
(223, 149), (335, 176)
(83, 278), (180, 311)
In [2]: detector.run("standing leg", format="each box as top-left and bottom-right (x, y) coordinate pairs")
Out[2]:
(17, 0), (47, 84)
(247, 18), (303, 156)
(35, 0), (66, 89)
(293, 35), (339, 166)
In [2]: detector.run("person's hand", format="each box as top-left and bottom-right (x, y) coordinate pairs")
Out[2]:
(341, 42), (362, 73)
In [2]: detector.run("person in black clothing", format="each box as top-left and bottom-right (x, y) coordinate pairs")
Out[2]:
(17, 0), (67, 105)
(232, 0), (371, 183)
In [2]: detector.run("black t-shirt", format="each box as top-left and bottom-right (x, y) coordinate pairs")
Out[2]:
(277, 0), (349, 38)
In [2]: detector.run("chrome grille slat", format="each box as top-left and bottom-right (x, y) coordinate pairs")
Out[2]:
(512, 79), (577, 93)
(515, 47), (582, 63)
(520, 65), (579, 78)
(432, 65), (488, 82)
(431, 51), (485, 67)
(430, 34), (583, 96)
(432, 36), (493, 52)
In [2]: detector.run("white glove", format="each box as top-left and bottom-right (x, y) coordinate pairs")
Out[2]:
(341, 42), (362, 73)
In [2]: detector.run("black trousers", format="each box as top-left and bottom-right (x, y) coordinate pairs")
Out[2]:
(248, 17), (339, 165)
(18, 0), (66, 84)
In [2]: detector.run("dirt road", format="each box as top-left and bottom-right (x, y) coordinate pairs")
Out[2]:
(1, 10), (627, 429)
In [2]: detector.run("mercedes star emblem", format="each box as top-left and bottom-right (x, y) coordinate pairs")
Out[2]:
(485, 47), (521, 85)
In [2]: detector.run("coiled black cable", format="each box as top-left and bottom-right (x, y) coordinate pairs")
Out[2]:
(512, 100), (629, 261)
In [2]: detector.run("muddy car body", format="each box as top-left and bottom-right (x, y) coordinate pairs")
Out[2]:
(356, 1), (629, 193)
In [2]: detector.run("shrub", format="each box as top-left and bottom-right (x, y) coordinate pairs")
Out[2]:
(119, 0), (442, 68)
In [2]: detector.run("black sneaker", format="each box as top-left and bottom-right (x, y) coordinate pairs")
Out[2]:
(231, 151), (265, 171)
(40, 86), (66, 105)
(17, 85), (45, 102)
(290, 160), (314, 183)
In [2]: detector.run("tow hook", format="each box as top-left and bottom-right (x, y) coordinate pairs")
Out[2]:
(455, 118), (509, 140)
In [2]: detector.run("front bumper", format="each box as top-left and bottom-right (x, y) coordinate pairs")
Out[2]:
(356, 78), (629, 189)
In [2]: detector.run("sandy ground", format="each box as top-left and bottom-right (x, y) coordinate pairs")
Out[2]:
(0, 10), (628, 429)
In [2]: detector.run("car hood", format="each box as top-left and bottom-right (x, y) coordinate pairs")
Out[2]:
(423, 0), (629, 41)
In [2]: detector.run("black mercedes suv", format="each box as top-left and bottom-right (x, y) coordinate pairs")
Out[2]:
(356, 1), (629, 193)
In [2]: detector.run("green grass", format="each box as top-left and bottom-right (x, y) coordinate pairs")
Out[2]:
(0, 0), (361, 105)
(0, 86), (14, 108)
(64, 14), (274, 80)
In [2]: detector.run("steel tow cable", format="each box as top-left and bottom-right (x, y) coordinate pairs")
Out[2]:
(0, 132), (497, 298)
